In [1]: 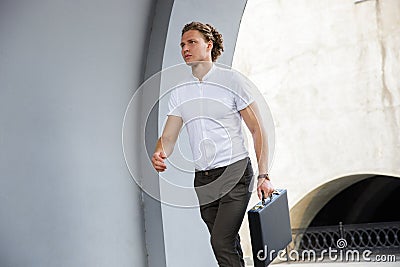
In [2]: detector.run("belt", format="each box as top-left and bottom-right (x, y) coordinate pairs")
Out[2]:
(195, 157), (250, 176)
(195, 165), (227, 176)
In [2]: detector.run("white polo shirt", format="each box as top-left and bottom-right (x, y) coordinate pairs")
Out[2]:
(167, 64), (255, 170)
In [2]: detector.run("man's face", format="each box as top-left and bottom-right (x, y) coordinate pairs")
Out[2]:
(180, 30), (212, 64)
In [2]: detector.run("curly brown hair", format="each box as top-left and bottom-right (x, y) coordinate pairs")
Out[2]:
(182, 21), (224, 62)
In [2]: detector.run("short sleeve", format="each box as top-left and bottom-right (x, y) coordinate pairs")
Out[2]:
(167, 89), (182, 117)
(232, 72), (255, 111)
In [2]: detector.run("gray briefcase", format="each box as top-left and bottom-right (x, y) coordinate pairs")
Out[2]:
(248, 189), (292, 266)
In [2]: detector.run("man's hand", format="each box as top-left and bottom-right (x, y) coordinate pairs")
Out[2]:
(257, 178), (274, 200)
(151, 115), (183, 173)
(152, 151), (167, 172)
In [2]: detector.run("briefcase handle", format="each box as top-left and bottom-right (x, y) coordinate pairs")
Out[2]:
(262, 190), (281, 206)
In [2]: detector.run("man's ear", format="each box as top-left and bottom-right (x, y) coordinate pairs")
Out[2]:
(207, 40), (213, 50)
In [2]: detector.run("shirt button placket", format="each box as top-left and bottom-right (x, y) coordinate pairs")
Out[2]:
(198, 81), (208, 169)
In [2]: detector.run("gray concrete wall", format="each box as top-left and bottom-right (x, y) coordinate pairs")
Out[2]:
(234, 0), (400, 261)
(141, 1), (174, 267)
(0, 0), (155, 266)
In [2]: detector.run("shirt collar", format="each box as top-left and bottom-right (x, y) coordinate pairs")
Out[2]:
(202, 63), (215, 81)
(191, 63), (216, 82)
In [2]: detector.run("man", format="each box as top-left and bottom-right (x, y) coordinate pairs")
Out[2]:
(151, 21), (274, 267)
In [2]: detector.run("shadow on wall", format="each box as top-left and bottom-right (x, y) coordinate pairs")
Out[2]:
(290, 173), (400, 229)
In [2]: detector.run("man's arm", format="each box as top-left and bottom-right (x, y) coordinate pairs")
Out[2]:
(240, 102), (274, 199)
(152, 115), (183, 172)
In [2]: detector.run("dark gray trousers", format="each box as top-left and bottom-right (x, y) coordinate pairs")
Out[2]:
(194, 158), (253, 267)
